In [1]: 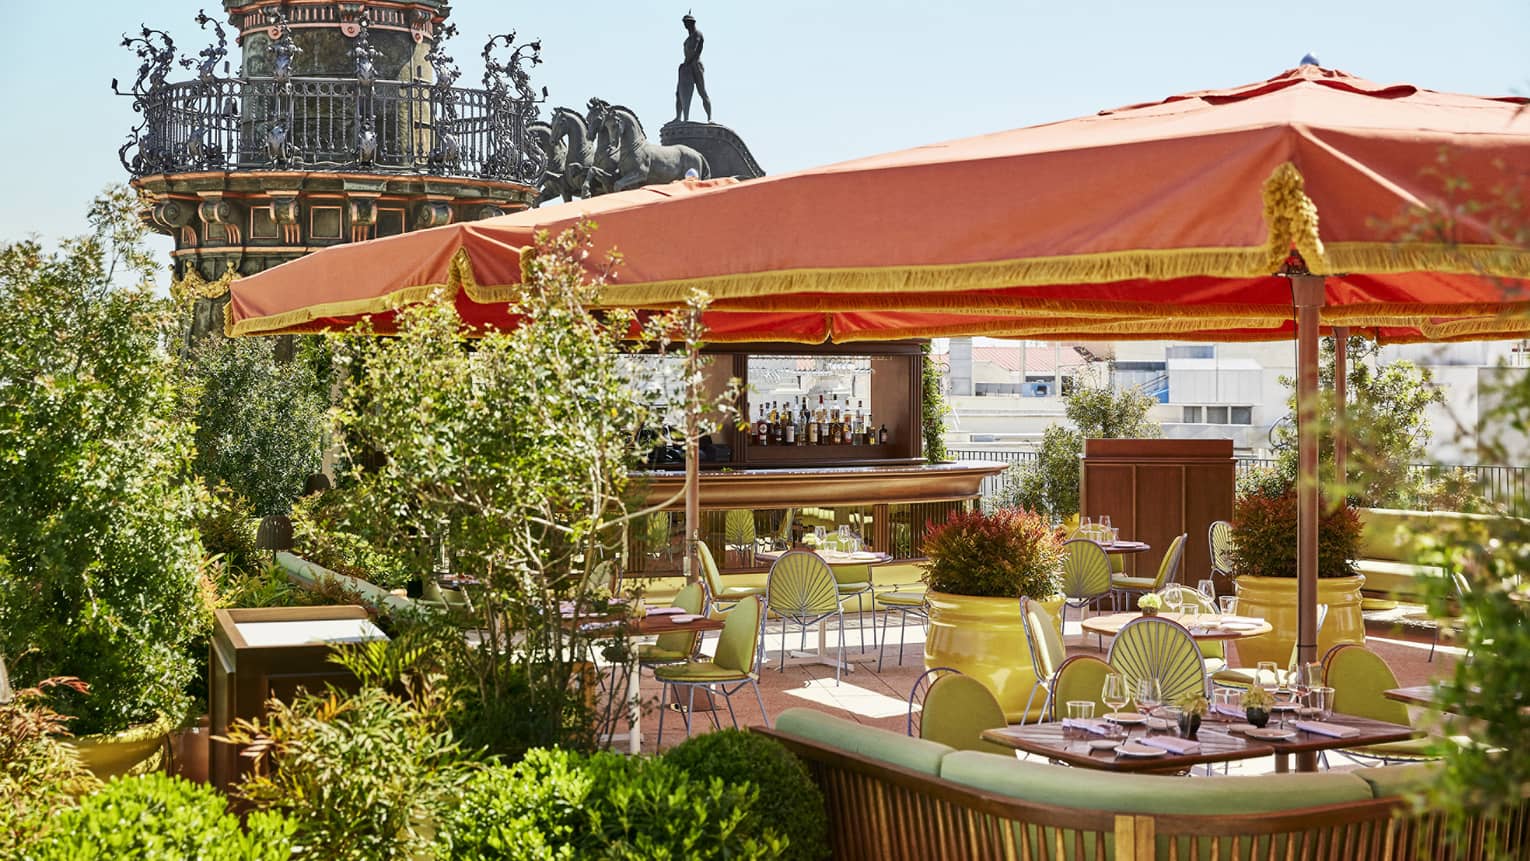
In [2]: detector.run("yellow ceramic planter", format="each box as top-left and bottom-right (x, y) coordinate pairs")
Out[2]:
(925, 591), (1064, 723)
(1232, 575), (1366, 667)
(66, 715), (174, 779)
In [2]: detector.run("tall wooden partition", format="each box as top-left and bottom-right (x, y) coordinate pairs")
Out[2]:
(1080, 439), (1235, 592)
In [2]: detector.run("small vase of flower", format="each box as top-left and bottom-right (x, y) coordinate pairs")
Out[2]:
(1241, 686), (1274, 728)
(1137, 593), (1163, 616)
(1175, 693), (1208, 738)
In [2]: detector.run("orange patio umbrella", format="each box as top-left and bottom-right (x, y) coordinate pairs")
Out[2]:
(227, 64), (1530, 677)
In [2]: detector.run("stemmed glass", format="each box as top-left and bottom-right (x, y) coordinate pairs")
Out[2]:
(1101, 673), (1129, 735)
(1135, 677), (1162, 722)
(1197, 578), (1216, 601)
(1292, 662), (1325, 717)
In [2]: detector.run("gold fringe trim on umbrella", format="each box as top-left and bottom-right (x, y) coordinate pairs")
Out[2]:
(225, 282), (450, 337)
(1324, 242), (1530, 280)
(1262, 162), (1327, 273)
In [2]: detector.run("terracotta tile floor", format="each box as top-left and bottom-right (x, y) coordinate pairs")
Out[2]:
(624, 609), (1463, 776)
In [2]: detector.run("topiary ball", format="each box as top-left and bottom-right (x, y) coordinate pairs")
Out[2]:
(665, 729), (830, 861)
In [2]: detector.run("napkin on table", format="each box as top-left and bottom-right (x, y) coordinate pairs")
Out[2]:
(1294, 720), (1360, 738)
(1061, 718), (1114, 736)
(1141, 736), (1201, 754)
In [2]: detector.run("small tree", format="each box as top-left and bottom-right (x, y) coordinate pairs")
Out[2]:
(329, 222), (732, 759)
(921, 342), (948, 462)
(178, 335), (330, 517)
(0, 187), (205, 734)
(1273, 336), (1442, 508)
(1000, 368), (1158, 518)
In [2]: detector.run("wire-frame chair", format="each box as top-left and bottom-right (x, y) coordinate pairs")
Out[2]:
(1020, 595), (1069, 724)
(724, 509), (758, 566)
(1322, 643), (1443, 765)
(875, 588), (927, 671)
(1161, 586), (1228, 675)
(906, 666), (962, 737)
(764, 550), (846, 684)
(1059, 538), (1113, 635)
(1106, 615), (1208, 707)
(1208, 520), (1236, 579)
(655, 594), (769, 743)
(695, 540), (766, 616)
(1110, 533), (1187, 611)
(1046, 654), (1114, 722)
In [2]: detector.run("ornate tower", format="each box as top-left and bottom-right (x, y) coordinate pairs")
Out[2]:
(118, 1), (544, 337)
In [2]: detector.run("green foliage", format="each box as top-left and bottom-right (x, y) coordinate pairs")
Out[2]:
(324, 224), (727, 759)
(1417, 369), (1530, 843)
(195, 484), (263, 577)
(0, 187), (205, 735)
(1227, 488), (1360, 579)
(1274, 336), (1442, 508)
(25, 773), (294, 860)
(665, 729), (829, 861)
(290, 490), (416, 591)
(999, 371), (1158, 517)
(0, 677), (98, 855)
(921, 508), (1063, 598)
(921, 342), (948, 462)
(227, 681), (476, 861)
(178, 335), (329, 516)
(439, 747), (785, 860)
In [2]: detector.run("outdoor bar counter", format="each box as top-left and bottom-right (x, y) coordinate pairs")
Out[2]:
(631, 460), (1006, 572)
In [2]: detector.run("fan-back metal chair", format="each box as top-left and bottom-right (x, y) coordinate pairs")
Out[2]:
(1020, 595), (1069, 724)
(764, 550), (846, 684)
(1106, 615), (1208, 707)
(655, 594), (769, 743)
(1059, 538), (1113, 637)
(1208, 520), (1236, 579)
(906, 666), (962, 737)
(1110, 532), (1187, 610)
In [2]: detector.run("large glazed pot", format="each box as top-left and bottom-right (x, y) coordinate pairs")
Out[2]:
(66, 714), (174, 778)
(925, 591), (1064, 723)
(1232, 575), (1366, 667)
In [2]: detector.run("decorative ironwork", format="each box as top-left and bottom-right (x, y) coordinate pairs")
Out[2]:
(116, 10), (544, 183)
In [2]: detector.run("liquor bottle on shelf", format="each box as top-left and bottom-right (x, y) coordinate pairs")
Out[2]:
(769, 402), (781, 446)
(798, 400), (810, 446)
(878, 423), (889, 444)
(863, 412), (875, 445)
(807, 400), (820, 444)
(755, 404), (768, 446)
(851, 400), (863, 445)
(783, 401), (796, 445)
(816, 395), (827, 446)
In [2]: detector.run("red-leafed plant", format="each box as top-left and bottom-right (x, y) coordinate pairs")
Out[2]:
(920, 508), (1064, 599)
(1228, 490), (1360, 579)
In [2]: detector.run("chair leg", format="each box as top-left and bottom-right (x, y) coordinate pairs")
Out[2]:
(897, 610), (910, 667)
(1021, 682), (1041, 726)
(656, 681), (669, 747)
(834, 611), (844, 685)
(1428, 626), (1438, 662)
(722, 686), (739, 728)
(706, 686), (724, 730)
(684, 685), (697, 737)
(751, 679), (771, 728)
(877, 607), (890, 673)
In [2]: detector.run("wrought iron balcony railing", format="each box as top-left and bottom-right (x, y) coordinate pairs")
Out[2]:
(123, 75), (542, 182)
(117, 13), (545, 184)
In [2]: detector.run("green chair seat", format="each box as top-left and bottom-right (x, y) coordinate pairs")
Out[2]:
(1112, 575), (1159, 590)
(876, 591), (925, 607)
(1202, 657), (1228, 674)
(718, 585), (767, 599)
(654, 661), (753, 683)
(836, 581), (872, 592)
(1210, 666), (1290, 690)
(1353, 761), (1443, 798)
(1342, 736), (1440, 760)
(637, 644), (690, 663)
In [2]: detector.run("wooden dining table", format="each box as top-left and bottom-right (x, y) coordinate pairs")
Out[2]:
(1079, 611), (1273, 641)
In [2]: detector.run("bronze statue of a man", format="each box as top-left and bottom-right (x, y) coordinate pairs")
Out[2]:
(674, 12), (712, 123)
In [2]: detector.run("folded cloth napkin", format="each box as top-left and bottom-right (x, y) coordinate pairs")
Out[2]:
(646, 606), (685, 616)
(1061, 718), (1114, 736)
(1142, 736), (1201, 754)
(1211, 703), (1245, 718)
(1294, 720), (1360, 738)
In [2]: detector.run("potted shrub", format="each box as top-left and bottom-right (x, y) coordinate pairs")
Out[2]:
(1137, 593), (1164, 616)
(0, 191), (206, 776)
(1241, 685), (1275, 728)
(921, 508), (1065, 722)
(1227, 482), (1365, 666)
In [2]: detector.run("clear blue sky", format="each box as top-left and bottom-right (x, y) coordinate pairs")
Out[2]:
(4, 0), (1527, 262)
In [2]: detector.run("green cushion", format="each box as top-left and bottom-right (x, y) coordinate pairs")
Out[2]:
(1211, 667), (1290, 690)
(876, 591), (925, 608)
(1355, 559), (1442, 596)
(836, 582), (873, 593)
(1344, 736), (1447, 761)
(775, 708), (952, 776)
(637, 644), (689, 663)
(939, 751), (1374, 815)
(653, 661), (751, 682)
(1112, 575), (1158, 589)
(1354, 761), (1444, 798)
(718, 585), (767, 598)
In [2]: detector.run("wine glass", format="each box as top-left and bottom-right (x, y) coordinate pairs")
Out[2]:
(1293, 662), (1325, 716)
(1255, 660), (1280, 690)
(1134, 677), (1162, 719)
(1101, 673), (1129, 724)
(1197, 578), (1216, 601)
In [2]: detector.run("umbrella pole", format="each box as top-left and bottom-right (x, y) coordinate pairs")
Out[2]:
(685, 422), (699, 585)
(1292, 276), (1325, 669)
(1333, 327), (1349, 498)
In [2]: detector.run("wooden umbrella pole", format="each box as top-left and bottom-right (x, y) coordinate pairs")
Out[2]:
(1333, 327), (1349, 500)
(1291, 275), (1325, 668)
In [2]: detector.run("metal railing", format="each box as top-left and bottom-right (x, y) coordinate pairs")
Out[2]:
(956, 449), (1527, 515)
(125, 76), (541, 182)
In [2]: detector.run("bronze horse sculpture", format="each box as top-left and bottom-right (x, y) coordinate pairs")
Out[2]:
(599, 104), (709, 191)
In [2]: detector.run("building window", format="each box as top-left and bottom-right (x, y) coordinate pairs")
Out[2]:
(1230, 406), (1253, 425)
(1181, 406), (1203, 423)
(1206, 406), (1230, 424)
(1166, 345), (1216, 360)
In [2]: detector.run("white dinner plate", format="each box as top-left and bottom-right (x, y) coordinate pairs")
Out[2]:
(1115, 742), (1166, 757)
(1224, 722), (1257, 734)
(646, 606), (685, 616)
(670, 614), (701, 623)
(850, 551), (882, 561)
(1104, 712), (1147, 724)
(1245, 727), (1297, 741)
(1088, 739), (1123, 751)
(1220, 621), (1263, 631)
